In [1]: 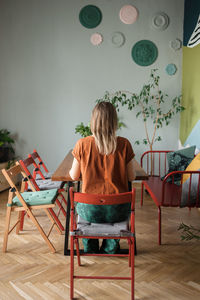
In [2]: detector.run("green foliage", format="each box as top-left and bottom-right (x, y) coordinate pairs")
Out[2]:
(0, 129), (15, 154)
(75, 120), (126, 138)
(75, 122), (92, 137)
(178, 223), (200, 241)
(96, 69), (185, 150)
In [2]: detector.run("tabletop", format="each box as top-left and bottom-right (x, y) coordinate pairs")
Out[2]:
(52, 150), (148, 182)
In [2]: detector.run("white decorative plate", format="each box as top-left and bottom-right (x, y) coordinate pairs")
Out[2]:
(170, 38), (182, 51)
(119, 5), (138, 24)
(152, 12), (169, 30)
(90, 33), (103, 46)
(111, 32), (125, 47)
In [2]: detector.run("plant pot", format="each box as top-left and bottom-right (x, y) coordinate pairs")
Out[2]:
(0, 147), (10, 163)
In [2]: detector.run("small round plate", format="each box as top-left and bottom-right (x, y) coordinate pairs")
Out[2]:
(170, 38), (182, 51)
(119, 5), (138, 24)
(90, 33), (103, 46)
(165, 64), (177, 75)
(131, 40), (158, 66)
(79, 5), (102, 29)
(111, 32), (125, 47)
(152, 12), (169, 31)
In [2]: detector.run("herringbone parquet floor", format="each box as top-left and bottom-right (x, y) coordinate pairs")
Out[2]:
(0, 183), (199, 300)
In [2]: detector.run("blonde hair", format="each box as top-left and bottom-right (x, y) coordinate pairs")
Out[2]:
(90, 101), (118, 155)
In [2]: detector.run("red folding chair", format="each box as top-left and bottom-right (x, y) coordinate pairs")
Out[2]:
(69, 187), (136, 300)
(19, 157), (67, 231)
(29, 149), (53, 180)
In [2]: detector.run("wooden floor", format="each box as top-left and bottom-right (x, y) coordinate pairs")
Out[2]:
(0, 183), (200, 300)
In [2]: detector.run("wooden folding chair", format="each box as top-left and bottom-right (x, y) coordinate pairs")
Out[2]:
(69, 187), (136, 300)
(2, 163), (62, 253)
(19, 157), (67, 231)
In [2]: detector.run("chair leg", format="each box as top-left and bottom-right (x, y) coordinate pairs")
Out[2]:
(75, 238), (81, 266)
(48, 208), (64, 231)
(59, 190), (67, 206)
(158, 206), (161, 245)
(131, 238), (135, 300)
(3, 207), (12, 252)
(16, 211), (23, 234)
(70, 236), (74, 300)
(128, 239), (131, 267)
(26, 209), (56, 253)
(141, 182), (144, 206)
(45, 208), (62, 235)
(55, 198), (66, 217)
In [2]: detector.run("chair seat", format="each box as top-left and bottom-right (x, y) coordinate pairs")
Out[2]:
(28, 179), (63, 190)
(10, 189), (58, 207)
(35, 171), (53, 180)
(75, 215), (130, 237)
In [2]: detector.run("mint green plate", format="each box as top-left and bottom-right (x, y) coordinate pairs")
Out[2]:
(79, 5), (102, 29)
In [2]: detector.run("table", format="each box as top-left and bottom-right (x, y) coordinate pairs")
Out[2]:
(52, 150), (148, 255)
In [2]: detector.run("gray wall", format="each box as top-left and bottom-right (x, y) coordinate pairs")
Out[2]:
(0, 0), (184, 170)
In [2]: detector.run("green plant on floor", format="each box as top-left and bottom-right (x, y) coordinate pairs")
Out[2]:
(96, 69), (185, 151)
(178, 223), (200, 241)
(0, 129), (15, 165)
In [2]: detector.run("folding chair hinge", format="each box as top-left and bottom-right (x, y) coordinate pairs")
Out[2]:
(39, 161), (43, 165)
(34, 167), (39, 171)
(10, 187), (16, 192)
(23, 177), (29, 182)
(28, 175), (32, 179)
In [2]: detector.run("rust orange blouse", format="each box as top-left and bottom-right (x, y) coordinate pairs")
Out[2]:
(72, 136), (135, 194)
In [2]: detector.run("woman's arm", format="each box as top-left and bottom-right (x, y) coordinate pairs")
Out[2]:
(127, 158), (136, 181)
(69, 157), (81, 180)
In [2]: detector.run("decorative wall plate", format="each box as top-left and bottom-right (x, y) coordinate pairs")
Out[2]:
(131, 40), (158, 66)
(170, 38), (182, 51)
(111, 32), (125, 47)
(79, 5), (102, 29)
(90, 33), (103, 45)
(119, 5), (138, 24)
(165, 64), (177, 75)
(152, 12), (169, 30)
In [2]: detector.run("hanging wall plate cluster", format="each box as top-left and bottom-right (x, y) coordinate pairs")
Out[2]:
(119, 5), (138, 24)
(90, 33), (103, 46)
(131, 40), (158, 66)
(152, 12), (169, 31)
(79, 5), (102, 29)
(111, 32), (125, 47)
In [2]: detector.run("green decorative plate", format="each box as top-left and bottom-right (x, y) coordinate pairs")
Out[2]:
(79, 5), (102, 29)
(131, 40), (158, 66)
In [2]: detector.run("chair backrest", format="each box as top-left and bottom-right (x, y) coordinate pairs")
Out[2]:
(70, 188), (135, 231)
(29, 149), (49, 172)
(19, 157), (41, 191)
(2, 163), (36, 205)
(141, 150), (172, 177)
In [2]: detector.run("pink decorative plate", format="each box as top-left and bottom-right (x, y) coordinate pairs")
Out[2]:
(119, 5), (138, 24)
(90, 33), (103, 46)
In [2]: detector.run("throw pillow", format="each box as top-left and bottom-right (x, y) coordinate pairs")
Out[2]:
(181, 153), (200, 207)
(162, 146), (196, 185)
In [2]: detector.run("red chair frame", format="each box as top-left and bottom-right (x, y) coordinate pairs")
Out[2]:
(29, 149), (50, 180)
(141, 150), (200, 245)
(69, 187), (136, 300)
(19, 157), (66, 231)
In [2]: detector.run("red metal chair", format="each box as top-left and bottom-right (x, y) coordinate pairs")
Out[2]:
(69, 187), (136, 300)
(19, 157), (67, 231)
(29, 149), (53, 180)
(141, 150), (200, 245)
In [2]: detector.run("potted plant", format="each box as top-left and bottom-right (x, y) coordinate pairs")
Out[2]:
(0, 129), (16, 191)
(0, 129), (15, 163)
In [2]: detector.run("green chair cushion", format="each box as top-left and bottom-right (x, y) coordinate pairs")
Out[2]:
(9, 189), (58, 207)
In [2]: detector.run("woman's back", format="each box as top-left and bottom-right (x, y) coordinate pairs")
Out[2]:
(72, 135), (134, 194)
